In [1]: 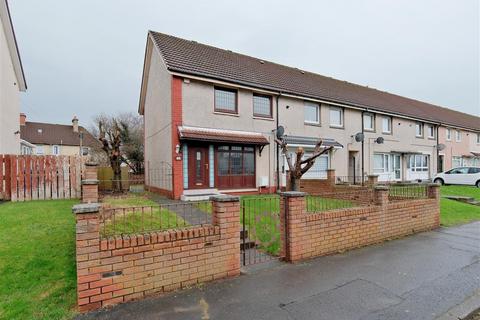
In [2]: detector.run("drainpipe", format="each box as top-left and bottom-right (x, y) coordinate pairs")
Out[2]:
(436, 125), (440, 173)
(276, 93), (281, 191)
(361, 111), (365, 185)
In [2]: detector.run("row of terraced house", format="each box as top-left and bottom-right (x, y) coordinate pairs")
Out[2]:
(139, 31), (480, 200)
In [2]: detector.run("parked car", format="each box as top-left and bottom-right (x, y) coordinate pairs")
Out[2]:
(433, 167), (480, 187)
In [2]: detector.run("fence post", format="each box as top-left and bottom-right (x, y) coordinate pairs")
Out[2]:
(280, 191), (307, 263)
(374, 185), (389, 206)
(367, 174), (379, 187)
(82, 162), (99, 203)
(427, 183), (440, 200)
(326, 169), (336, 187)
(210, 195), (241, 277)
(73, 203), (102, 312)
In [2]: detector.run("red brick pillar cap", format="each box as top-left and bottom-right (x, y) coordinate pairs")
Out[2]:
(280, 191), (307, 197)
(72, 203), (101, 214)
(209, 195), (240, 202)
(374, 185), (389, 191)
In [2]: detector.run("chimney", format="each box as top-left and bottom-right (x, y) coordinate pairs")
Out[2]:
(72, 115), (79, 133)
(20, 113), (26, 126)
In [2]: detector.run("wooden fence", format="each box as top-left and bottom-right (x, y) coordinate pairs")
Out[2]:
(97, 166), (144, 191)
(0, 155), (83, 202)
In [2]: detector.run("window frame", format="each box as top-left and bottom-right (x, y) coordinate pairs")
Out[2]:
(214, 86), (238, 114)
(363, 113), (375, 132)
(52, 145), (60, 155)
(415, 122), (424, 138)
(446, 128), (451, 141)
(36, 146), (44, 155)
(477, 133), (480, 144)
(252, 93), (273, 118)
(427, 125), (435, 139)
(304, 101), (320, 125)
(381, 117), (392, 134)
(329, 106), (344, 128)
(455, 130), (462, 142)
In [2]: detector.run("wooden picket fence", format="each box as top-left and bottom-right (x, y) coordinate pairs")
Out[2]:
(0, 155), (83, 202)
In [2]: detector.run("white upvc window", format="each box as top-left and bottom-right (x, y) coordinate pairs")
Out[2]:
(286, 151), (329, 179)
(36, 146), (44, 155)
(52, 145), (60, 155)
(373, 153), (389, 173)
(304, 102), (320, 124)
(363, 113), (374, 131)
(452, 156), (462, 168)
(427, 125), (435, 139)
(415, 123), (423, 137)
(477, 133), (480, 144)
(455, 130), (461, 142)
(329, 106), (343, 127)
(446, 128), (451, 141)
(382, 117), (392, 134)
(408, 154), (429, 172)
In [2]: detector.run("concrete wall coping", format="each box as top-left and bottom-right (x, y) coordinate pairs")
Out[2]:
(85, 161), (99, 167)
(81, 179), (99, 185)
(373, 185), (389, 191)
(72, 203), (101, 214)
(210, 195), (240, 202)
(280, 191), (308, 197)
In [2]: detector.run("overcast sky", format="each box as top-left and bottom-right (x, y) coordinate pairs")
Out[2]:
(9, 0), (480, 127)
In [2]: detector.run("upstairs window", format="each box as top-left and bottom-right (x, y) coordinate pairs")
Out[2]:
(477, 133), (480, 144)
(427, 125), (435, 139)
(363, 113), (374, 131)
(446, 128), (451, 141)
(455, 130), (462, 142)
(36, 146), (44, 155)
(253, 94), (272, 118)
(329, 106), (343, 127)
(304, 102), (320, 124)
(415, 123), (423, 137)
(382, 117), (392, 134)
(214, 87), (237, 113)
(52, 145), (60, 155)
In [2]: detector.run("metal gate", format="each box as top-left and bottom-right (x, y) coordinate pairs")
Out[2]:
(240, 196), (284, 266)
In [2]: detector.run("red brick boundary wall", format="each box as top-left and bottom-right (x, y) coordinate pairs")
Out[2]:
(280, 184), (440, 262)
(73, 194), (240, 312)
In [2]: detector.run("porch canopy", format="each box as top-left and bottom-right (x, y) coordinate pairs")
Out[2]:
(178, 125), (269, 145)
(283, 135), (343, 148)
(471, 152), (480, 157)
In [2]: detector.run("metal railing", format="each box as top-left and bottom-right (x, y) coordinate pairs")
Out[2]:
(100, 200), (212, 238)
(335, 175), (368, 185)
(306, 190), (374, 213)
(388, 184), (428, 201)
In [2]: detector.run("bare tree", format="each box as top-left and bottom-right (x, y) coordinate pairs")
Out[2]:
(275, 137), (333, 191)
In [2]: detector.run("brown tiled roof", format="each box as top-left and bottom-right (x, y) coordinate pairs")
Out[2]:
(150, 31), (480, 131)
(178, 126), (269, 145)
(20, 122), (100, 147)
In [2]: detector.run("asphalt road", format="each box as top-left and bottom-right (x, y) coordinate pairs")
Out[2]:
(77, 222), (480, 320)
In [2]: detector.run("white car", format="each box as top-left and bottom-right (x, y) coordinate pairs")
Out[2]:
(433, 167), (480, 187)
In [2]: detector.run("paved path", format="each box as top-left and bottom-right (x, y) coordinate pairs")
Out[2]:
(77, 222), (480, 320)
(147, 193), (211, 226)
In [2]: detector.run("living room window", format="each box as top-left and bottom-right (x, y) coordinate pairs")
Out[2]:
(214, 87), (237, 113)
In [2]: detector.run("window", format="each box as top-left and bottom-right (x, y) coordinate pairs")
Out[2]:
(408, 154), (429, 172)
(455, 130), (461, 142)
(363, 113), (374, 131)
(52, 145), (60, 155)
(216, 145), (255, 188)
(214, 87), (237, 113)
(36, 146), (44, 155)
(304, 102), (320, 124)
(287, 151), (329, 179)
(449, 167), (469, 174)
(469, 167), (480, 174)
(253, 94), (272, 118)
(329, 106), (343, 127)
(373, 154), (389, 173)
(477, 133), (480, 144)
(452, 156), (462, 168)
(427, 125), (435, 139)
(415, 123), (423, 137)
(382, 117), (392, 134)
(446, 128), (451, 141)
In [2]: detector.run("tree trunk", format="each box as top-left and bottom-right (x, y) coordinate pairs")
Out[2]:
(290, 176), (300, 191)
(111, 158), (122, 192)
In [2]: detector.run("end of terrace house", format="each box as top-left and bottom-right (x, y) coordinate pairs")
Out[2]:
(138, 31), (480, 200)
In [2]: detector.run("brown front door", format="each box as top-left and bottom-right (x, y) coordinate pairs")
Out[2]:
(188, 146), (209, 189)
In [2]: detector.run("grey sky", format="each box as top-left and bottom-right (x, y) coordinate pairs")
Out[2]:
(9, 0), (480, 127)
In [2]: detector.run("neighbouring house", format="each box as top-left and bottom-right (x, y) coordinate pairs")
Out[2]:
(138, 31), (480, 199)
(438, 127), (480, 171)
(0, 0), (26, 154)
(19, 114), (100, 156)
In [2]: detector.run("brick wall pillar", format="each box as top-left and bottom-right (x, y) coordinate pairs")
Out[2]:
(428, 183), (441, 227)
(367, 174), (379, 186)
(210, 195), (241, 277)
(374, 185), (389, 206)
(327, 169), (336, 186)
(73, 203), (102, 312)
(82, 162), (99, 203)
(280, 191), (307, 263)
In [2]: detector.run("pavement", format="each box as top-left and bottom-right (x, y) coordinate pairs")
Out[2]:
(77, 222), (480, 320)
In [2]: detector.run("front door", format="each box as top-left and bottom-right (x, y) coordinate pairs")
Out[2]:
(188, 147), (209, 189)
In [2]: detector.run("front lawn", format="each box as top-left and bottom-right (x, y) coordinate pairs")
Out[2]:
(0, 200), (78, 320)
(440, 185), (480, 226)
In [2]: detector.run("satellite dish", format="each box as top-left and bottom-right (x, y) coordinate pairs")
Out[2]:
(437, 143), (446, 151)
(276, 126), (285, 139)
(354, 132), (364, 142)
(375, 137), (385, 144)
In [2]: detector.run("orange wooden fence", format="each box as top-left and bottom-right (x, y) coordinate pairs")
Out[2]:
(0, 155), (83, 202)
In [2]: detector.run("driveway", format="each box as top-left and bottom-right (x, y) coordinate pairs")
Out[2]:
(78, 222), (480, 320)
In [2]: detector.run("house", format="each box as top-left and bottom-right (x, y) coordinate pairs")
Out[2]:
(0, 0), (26, 154)
(138, 31), (480, 199)
(19, 114), (100, 156)
(438, 127), (480, 171)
